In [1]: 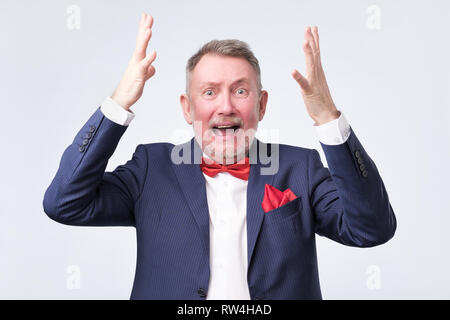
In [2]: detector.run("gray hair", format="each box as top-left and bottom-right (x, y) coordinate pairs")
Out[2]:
(185, 39), (262, 95)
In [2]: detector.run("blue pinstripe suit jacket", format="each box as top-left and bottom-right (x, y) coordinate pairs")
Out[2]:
(43, 107), (396, 299)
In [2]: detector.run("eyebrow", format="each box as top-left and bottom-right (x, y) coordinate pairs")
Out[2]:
(198, 78), (250, 87)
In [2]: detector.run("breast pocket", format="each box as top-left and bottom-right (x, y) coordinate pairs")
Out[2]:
(263, 196), (304, 242)
(264, 196), (302, 223)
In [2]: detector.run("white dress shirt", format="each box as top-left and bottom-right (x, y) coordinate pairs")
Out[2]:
(203, 167), (250, 299)
(100, 96), (351, 299)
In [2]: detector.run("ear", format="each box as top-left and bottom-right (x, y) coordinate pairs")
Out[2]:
(180, 94), (193, 124)
(258, 90), (268, 121)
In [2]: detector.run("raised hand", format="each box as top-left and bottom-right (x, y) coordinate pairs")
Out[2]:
(111, 13), (157, 111)
(291, 26), (340, 125)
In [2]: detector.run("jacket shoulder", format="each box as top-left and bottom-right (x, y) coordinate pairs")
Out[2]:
(141, 141), (175, 153)
(277, 142), (313, 160)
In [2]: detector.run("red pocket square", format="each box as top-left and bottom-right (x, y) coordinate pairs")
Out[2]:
(261, 184), (298, 213)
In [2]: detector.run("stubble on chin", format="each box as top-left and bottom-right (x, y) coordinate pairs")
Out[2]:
(201, 129), (254, 164)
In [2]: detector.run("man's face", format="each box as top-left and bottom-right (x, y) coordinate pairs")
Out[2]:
(180, 54), (268, 164)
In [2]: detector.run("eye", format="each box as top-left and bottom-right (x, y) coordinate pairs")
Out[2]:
(204, 90), (214, 96)
(236, 88), (247, 95)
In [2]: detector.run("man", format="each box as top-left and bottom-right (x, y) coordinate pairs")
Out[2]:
(43, 13), (396, 299)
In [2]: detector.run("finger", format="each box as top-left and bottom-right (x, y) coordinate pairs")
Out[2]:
(137, 13), (148, 43)
(134, 13), (147, 59)
(141, 13), (153, 29)
(302, 34), (315, 78)
(305, 26), (318, 55)
(139, 12), (145, 28)
(291, 69), (310, 92)
(134, 14), (154, 60)
(312, 26), (320, 53)
(311, 26), (322, 67)
(134, 26), (153, 61)
(142, 50), (157, 67)
(145, 13), (154, 29)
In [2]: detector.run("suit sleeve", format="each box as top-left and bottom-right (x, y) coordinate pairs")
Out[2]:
(308, 126), (397, 247)
(43, 107), (148, 227)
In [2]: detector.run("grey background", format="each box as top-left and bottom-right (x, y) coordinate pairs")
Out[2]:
(1, 0), (449, 299)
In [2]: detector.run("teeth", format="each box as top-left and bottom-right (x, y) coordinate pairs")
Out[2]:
(215, 125), (238, 129)
(212, 125), (239, 136)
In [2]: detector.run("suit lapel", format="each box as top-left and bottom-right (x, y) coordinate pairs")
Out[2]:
(246, 139), (275, 266)
(171, 138), (210, 254)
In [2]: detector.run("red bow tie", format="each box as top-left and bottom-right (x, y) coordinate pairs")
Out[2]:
(200, 157), (250, 180)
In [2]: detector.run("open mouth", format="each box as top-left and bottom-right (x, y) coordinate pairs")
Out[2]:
(212, 125), (241, 136)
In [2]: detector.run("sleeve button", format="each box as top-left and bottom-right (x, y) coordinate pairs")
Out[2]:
(89, 125), (96, 133)
(197, 288), (207, 298)
(79, 145), (85, 152)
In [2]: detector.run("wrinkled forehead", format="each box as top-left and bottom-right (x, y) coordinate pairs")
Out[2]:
(189, 54), (258, 89)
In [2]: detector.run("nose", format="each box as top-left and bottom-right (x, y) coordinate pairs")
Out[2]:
(216, 91), (235, 115)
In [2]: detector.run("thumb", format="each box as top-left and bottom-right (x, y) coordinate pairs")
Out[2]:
(142, 50), (157, 67)
(146, 65), (156, 80)
(291, 68), (310, 91)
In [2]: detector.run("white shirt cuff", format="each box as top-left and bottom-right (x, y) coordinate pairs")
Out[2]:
(314, 111), (351, 145)
(100, 96), (135, 126)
